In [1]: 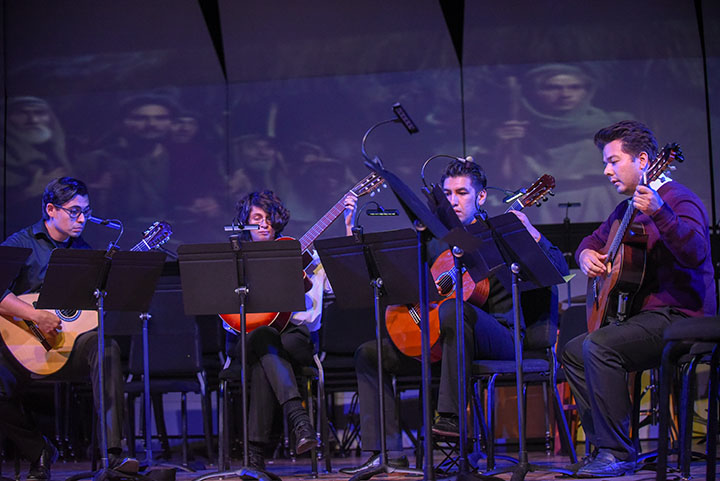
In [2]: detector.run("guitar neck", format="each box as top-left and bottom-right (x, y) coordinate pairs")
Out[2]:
(129, 240), (152, 252)
(608, 199), (637, 260)
(298, 196), (347, 253)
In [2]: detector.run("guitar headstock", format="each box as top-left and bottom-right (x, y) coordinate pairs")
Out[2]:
(516, 174), (556, 209)
(351, 172), (386, 197)
(645, 143), (683, 183)
(142, 221), (173, 249)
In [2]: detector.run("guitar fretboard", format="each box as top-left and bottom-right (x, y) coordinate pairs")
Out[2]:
(608, 199), (636, 261)
(298, 198), (346, 253)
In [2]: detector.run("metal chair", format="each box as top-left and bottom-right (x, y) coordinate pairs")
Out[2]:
(656, 316), (720, 481)
(471, 286), (578, 471)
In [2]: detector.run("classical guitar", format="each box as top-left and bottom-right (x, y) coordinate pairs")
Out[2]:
(221, 172), (385, 334)
(386, 174), (556, 361)
(585, 143), (683, 333)
(0, 221), (173, 376)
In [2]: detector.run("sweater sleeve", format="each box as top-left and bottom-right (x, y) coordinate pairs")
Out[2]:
(650, 192), (709, 268)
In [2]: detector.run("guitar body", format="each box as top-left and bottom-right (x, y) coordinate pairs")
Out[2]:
(220, 311), (293, 335)
(0, 293), (99, 376)
(219, 236), (306, 335)
(586, 220), (647, 332)
(385, 250), (490, 362)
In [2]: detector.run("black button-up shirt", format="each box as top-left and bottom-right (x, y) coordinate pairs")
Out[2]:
(1, 219), (91, 301)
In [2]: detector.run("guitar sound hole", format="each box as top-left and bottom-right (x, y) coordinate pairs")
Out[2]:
(57, 309), (79, 321)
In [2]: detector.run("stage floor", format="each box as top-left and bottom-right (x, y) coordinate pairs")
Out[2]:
(3, 448), (716, 481)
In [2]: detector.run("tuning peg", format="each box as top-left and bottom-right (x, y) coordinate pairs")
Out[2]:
(668, 165), (676, 171)
(549, 190), (555, 196)
(370, 191), (376, 197)
(536, 201), (542, 207)
(542, 196), (549, 202)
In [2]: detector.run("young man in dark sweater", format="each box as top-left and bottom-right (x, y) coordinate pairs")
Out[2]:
(561, 120), (716, 477)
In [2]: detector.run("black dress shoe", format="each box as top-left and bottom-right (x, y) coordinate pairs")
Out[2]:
(292, 416), (319, 455)
(108, 455), (140, 474)
(431, 415), (460, 437)
(27, 437), (58, 481)
(339, 453), (409, 475)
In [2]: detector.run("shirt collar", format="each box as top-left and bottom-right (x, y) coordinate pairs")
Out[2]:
(31, 218), (76, 247)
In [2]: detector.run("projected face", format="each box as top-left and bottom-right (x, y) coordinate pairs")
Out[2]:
(171, 116), (199, 143)
(534, 74), (589, 112)
(123, 104), (173, 141)
(8, 103), (53, 144)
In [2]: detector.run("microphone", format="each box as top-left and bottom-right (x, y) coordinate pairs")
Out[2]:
(392, 103), (419, 134)
(420, 154), (474, 194)
(88, 216), (122, 230)
(224, 223), (260, 232)
(366, 206), (399, 216)
(559, 202), (581, 208)
(502, 189), (525, 204)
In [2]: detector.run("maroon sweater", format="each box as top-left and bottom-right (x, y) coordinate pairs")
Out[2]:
(576, 181), (716, 317)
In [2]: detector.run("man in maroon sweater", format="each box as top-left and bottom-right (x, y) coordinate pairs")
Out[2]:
(561, 120), (716, 477)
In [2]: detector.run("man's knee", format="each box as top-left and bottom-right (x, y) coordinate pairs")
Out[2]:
(354, 341), (377, 371)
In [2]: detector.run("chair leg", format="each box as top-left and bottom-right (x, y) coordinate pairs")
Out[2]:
(218, 380), (228, 471)
(541, 382), (551, 455)
(201, 391), (214, 463)
(486, 375), (497, 470)
(679, 357), (699, 477)
(181, 393), (188, 467)
(706, 347), (718, 481)
(551, 382), (577, 463)
(305, 376), (318, 478)
(656, 342), (675, 481)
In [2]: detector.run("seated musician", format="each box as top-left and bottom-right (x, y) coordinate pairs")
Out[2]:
(561, 120), (716, 477)
(223, 189), (356, 472)
(0, 177), (137, 480)
(341, 159), (569, 474)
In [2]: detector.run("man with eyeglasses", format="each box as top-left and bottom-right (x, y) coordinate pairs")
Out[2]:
(0, 177), (137, 480)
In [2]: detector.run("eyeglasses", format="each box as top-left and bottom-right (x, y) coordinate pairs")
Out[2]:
(54, 204), (92, 220)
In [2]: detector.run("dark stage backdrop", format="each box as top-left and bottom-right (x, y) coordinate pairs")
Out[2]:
(2, 0), (718, 253)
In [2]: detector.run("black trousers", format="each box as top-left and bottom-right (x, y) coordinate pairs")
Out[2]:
(232, 324), (314, 444)
(355, 301), (515, 452)
(0, 331), (124, 462)
(561, 307), (686, 462)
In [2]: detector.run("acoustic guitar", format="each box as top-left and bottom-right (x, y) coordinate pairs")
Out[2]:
(221, 172), (385, 334)
(585, 143), (683, 333)
(0, 221), (173, 376)
(386, 174), (556, 361)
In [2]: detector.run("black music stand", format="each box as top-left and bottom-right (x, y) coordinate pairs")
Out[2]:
(466, 213), (571, 481)
(177, 240), (305, 481)
(363, 161), (495, 481)
(315, 228), (438, 481)
(33, 249), (166, 481)
(0, 246), (31, 481)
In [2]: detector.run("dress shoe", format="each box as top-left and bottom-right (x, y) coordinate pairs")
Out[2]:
(247, 445), (266, 471)
(339, 453), (409, 475)
(292, 415), (319, 455)
(27, 437), (58, 481)
(563, 448), (597, 474)
(431, 415), (460, 437)
(576, 449), (636, 477)
(109, 454), (140, 474)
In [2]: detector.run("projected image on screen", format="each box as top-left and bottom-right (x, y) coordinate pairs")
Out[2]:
(2, 59), (712, 248)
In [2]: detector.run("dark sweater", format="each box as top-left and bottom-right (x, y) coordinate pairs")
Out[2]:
(576, 181), (716, 317)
